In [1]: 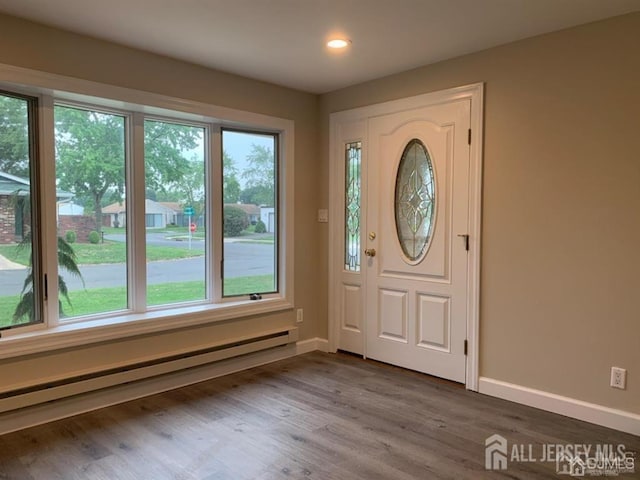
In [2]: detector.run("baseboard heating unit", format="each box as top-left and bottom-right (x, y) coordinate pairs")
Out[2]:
(0, 327), (298, 417)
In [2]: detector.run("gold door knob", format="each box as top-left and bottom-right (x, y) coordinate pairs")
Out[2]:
(364, 248), (376, 257)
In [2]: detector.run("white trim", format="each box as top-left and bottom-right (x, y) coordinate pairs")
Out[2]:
(210, 125), (223, 302)
(0, 298), (293, 360)
(479, 377), (640, 436)
(40, 94), (59, 329)
(328, 83), (483, 391)
(316, 338), (330, 353)
(465, 85), (484, 392)
(296, 337), (330, 354)
(0, 337), (327, 435)
(130, 111), (147, 312)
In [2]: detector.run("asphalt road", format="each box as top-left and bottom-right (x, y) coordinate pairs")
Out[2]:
(106, 232), (206, 250)
(0, 240), (275, 296)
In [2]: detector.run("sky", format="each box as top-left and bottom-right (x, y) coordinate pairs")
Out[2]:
(222, 130), (275, 189)
(189, 129), (275, 189)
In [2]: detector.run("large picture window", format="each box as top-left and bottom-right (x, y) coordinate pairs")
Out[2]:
(0, 78), (291, 341)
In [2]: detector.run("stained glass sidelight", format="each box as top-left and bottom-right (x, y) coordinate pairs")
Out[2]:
(394, 139), (435, 262)
(345, 142), (361, 271)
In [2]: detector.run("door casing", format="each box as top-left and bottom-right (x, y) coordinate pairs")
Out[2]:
(328, 83), (484, 391)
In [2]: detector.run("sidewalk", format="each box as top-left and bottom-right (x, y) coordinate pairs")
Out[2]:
(0, 254), (26, 271)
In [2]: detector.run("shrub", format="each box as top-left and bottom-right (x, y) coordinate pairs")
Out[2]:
(254, 219), (267, 233)
(65, 230), (77, 244)
(88, 230), (100, 244)
(223, 206), (248, 237)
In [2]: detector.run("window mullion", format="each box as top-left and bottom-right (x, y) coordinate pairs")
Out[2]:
(39, 94), (60, 327)
(129, 112), (146, 312)
(210, 124), (222, 302)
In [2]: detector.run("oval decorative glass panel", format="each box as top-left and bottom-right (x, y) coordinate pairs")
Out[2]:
(394, 139), (435, 262)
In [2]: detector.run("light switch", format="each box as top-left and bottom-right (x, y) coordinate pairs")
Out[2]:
(317, 209), (329, 223)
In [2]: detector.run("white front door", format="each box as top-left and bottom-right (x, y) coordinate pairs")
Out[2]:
(330, 86), (481, 385)
(364, 100), (470, 382)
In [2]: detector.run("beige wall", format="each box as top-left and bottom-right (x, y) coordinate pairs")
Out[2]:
(320, 13), (640, 414)
(0, 13), (323, 390)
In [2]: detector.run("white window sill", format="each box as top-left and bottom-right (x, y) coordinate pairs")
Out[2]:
(0, 297), (293, 360)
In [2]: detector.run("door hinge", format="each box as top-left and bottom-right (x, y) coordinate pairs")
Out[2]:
(44, 273), (48, 301)
(468, 128), (471, 145)
(220, 260), (224, 279)
(464, 339), (468, 356)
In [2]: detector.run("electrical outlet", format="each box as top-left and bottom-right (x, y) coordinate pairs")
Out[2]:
(610, 367), (626, 390)
(296, 308), (304, 323)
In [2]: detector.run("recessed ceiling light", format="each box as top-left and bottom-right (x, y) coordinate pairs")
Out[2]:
(327, 39), (351, 49)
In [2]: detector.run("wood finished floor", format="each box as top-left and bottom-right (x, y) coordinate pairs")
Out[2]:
(0, 352), (638, 479)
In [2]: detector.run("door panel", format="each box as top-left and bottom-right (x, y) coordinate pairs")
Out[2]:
(377, 120), (451, 280)
(365, 100), (470, 382)
(378, 288), (408, 342)
(416, 293), (450, 352)
(341, 284), (362, 332)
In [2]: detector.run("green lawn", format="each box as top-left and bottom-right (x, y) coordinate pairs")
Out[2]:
(101, 226), (190, 235)
(0, 275), (275, 327)
(229, 233), (275, 245)
(0, 241), (203, 266)
(165, 232), (206, 240)
(234, 239), (275, 245)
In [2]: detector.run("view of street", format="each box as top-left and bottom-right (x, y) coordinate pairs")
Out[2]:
(0, 233), (275, 296)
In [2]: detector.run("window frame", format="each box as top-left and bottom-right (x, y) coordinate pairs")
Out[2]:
(220, 127), (280, 299)
(52, 100), (133, 322)
(0, 64), (294, 359)
(0, 89), (44, 331)
(141, 115), (212, 311)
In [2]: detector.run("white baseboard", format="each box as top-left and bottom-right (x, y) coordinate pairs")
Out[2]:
(0, 338), (329, 436)
(296, 337), (329, 354)
(479, 377), (640, 436)
(316, 338), (329, 352)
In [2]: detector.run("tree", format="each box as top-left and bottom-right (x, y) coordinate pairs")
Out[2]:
(55, 110), (201, 234)
(173, 156), (205, 215)
(223, 205), (248, 237)
(145, 188), (157, 201)
(223, 151), (241, 204)
(0, 94), (29, 176)
(13, 232), (84, 323)
(144, 120), (200, 194)
(241, 144), (275, 206)
(254, 219), (267, 233)
(55, 106), (126, 234)
(239, 185), (273, 206)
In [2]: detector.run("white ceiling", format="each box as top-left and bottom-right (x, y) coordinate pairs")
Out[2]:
(0, 0), (638, 93)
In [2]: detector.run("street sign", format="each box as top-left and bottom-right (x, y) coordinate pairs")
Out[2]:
(190, 223), (197, 233)
(183, 206), (195, 216)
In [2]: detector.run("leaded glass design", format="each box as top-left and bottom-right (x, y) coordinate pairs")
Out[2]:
(345, 142), (361, 271)
(394, 139), (435, 262)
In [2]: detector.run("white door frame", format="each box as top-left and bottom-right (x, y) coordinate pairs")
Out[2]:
(328, 83), (484, 391)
